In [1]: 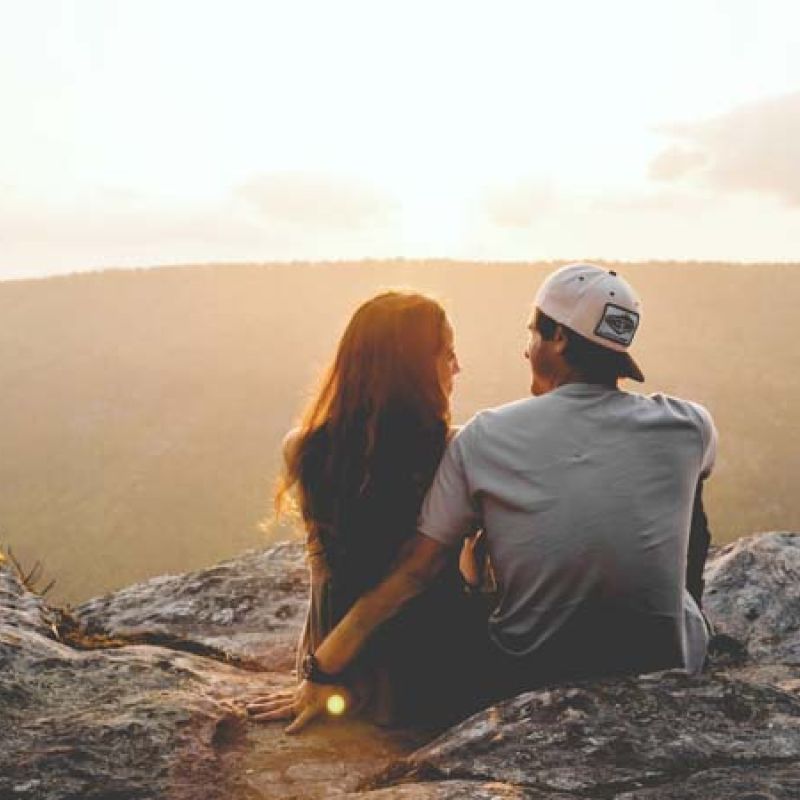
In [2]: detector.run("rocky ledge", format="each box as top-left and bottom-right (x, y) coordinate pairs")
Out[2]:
(2, 532), (800, 799)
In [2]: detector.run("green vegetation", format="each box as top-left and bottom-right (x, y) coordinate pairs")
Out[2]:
(0, 260), (796, 603)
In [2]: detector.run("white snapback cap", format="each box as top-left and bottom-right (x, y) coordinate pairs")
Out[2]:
(534, 263), (644, 382)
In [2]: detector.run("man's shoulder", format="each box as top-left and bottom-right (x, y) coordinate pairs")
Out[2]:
(450, 396), (554, 460)
(458, 396), (539, 436)
(640, 392), (715, 428)
(637, 392), (718, 475)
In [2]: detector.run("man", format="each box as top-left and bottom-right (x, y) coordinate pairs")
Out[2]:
(251, 263), (717, 732)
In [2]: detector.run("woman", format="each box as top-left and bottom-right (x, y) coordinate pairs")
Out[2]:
(267, 290), (483, 727)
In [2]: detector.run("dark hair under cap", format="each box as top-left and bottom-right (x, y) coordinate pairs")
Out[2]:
(534, 309), (642, 383)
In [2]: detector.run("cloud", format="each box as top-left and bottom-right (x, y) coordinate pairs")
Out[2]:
(592, 188), (712, 215)
(482, 179), (556, 228)
(0, 190), (262, 248)
(0, 193), (268, 278)
(0, 183), (402, 278)
(235, 171), (396, 229)
(649, 91), (800, 206)
(648, 147), (710, 182)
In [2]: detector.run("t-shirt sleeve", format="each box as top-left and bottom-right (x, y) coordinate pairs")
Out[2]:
(690, 402), (718, 479)
(417, 428), (482, 547)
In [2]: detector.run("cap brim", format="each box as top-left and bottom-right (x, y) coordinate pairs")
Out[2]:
(620, 352), (645, 383)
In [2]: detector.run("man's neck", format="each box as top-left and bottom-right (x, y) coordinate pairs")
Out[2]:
(551, 369), (618, 391)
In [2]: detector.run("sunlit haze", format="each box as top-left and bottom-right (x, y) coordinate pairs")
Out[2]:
(2, 0), (799, 278)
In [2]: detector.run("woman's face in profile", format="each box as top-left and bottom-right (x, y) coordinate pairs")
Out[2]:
(436, 320), (461, 398)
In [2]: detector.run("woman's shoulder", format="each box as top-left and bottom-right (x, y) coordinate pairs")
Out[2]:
(282, 428), (302, 466)
(284, 424), (333, 468)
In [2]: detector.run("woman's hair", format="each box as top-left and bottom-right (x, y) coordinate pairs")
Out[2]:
(276, 290), (451, 521)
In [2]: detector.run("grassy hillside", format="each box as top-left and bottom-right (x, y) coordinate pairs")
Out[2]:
(0, 260), (797, 603)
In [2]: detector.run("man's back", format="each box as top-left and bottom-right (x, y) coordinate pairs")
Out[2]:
(419, 383), (716, 676)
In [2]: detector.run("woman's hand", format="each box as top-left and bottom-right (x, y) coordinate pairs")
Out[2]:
(459, 530), (487, 589)
(245, 681), (352, 734)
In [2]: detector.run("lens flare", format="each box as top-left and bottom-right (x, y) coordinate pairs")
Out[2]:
(326, 693), (346, 716)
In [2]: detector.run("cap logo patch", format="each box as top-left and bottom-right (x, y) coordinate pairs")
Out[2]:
(594, 303), (639, 346)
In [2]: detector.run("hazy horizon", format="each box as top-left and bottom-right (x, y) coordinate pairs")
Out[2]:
(1, 259), (797, 605)
(3, 256), (800, 286)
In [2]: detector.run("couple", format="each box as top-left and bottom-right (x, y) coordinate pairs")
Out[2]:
(249, 263), (717, 733)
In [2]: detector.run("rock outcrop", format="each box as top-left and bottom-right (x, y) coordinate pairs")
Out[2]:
(704, 531), (800, 665)
(364, 672), (800, 798)
(74, 542), (308, 671)
(0, 551), (264, 800)
(3, 532), (800, 799)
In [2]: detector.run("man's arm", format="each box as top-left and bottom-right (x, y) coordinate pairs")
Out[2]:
(685, 402), (717, 608)
(247, 533), (451, 732)
(314, 533), (451, 672)
(686, 481), (711, 608)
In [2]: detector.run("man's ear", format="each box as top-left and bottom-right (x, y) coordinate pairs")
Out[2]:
(553, 324), (569, 354)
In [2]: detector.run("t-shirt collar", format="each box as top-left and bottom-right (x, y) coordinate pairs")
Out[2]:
(548, 382), (622, 399)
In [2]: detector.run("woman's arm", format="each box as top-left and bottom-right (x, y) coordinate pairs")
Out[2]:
(282, 427), (301, 467)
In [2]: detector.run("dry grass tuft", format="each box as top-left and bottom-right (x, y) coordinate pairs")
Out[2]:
(1, 543), (56, 597)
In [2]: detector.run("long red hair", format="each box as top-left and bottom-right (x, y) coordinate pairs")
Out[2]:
(277, 290), (451, 519)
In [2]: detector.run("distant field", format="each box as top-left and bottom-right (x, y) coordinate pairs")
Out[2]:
(0, 260), (797, 604)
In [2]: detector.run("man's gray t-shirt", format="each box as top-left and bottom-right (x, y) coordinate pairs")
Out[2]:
(418, 383), (717, 674)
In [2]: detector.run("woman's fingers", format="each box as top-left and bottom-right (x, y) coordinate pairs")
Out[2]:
(463, 529), (485, 553)
(460, 530), (487, 587)
(246, 691), (294, 707)
(247, 689), (296, 703)
(246, 698), (295, 715)
(285, 704), (319, 734)
(242, 680), (339, 732)
(249, 703), (296, 722)
(245, 686), (305, 723)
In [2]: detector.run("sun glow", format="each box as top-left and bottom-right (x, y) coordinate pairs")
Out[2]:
(1, 0), (800, 275)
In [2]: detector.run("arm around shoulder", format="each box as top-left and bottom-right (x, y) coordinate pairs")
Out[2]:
(314, 532), (451, 674)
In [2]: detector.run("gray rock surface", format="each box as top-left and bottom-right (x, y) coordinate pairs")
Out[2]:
(1, 545), (425, 800)
(1, 555), (265, 800)
(74, 541), (308, 670)
(4, 532), (800, 799)
(704, 531), (800, 664)
(367, 672), (800, 798)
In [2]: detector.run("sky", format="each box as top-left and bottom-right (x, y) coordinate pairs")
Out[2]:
(1, 0), (799, 279)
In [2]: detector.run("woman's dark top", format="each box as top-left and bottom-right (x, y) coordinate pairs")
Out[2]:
(295, 413), (481, 726)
